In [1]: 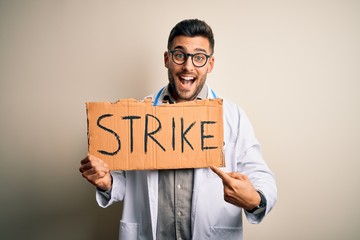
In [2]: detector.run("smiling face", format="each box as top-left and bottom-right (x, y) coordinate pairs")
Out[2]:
(164, 35), (214, 102)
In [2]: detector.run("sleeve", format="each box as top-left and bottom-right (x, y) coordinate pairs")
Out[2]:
(96, 170), (127, 208)
(234, 107), (278, 224)
(241, 146), (277, 223)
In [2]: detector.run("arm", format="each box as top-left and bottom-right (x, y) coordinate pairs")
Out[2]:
(239, 145), (277, 223)
(210, 149), (277, 223)
(211, 100), (277, 223)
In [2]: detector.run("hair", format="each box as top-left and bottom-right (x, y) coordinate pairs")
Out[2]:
(167, 19), (215, 54)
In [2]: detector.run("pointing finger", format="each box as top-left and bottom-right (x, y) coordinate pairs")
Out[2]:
(228, 172), (247, 181)
(210, 165), (232, 183)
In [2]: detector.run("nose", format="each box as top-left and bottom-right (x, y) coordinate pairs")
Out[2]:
(182, 55), (194, 71)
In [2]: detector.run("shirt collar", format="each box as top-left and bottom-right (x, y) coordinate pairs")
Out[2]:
(161, 84), (208, 104)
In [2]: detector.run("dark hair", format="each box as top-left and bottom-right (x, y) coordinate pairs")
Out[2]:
(167, 19), (215, 54)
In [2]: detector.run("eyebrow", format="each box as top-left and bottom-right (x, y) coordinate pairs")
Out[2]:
(173, 46), (208, 54)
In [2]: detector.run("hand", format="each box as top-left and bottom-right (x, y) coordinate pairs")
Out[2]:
(79, 155), (112, 191)
(210, 165), (260, 210)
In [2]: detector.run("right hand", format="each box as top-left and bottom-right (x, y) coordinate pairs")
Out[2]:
(79, 155), (112, 191)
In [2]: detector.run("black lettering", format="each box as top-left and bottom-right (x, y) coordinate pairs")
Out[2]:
(201, 121), (218, 150)
(172, 117), (175, 151)
(97, 114), (121, 156)
(144, 114), (165, 153)
(122, 116), (141, 153)
(181, 118), (195, 152)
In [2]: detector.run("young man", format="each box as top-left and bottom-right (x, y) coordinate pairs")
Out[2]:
(80, 19), (277, 240)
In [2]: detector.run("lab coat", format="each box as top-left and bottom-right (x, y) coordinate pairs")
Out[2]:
(96, 86), (277, 240)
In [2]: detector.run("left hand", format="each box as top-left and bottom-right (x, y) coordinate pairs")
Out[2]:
(210, 165), (260, 210)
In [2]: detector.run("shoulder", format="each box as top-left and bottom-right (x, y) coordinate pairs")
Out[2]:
(222, 98), (248, 120)
(144, 86), (166, 103)
(221, 98), (257, 143)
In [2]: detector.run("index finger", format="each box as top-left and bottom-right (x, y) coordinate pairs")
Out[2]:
(80, 156), (90, 165)
(210, 165), (232, 183)
(81, 155), (103, 165)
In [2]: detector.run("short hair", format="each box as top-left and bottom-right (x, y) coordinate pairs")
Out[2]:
(167, 19), (215, 54)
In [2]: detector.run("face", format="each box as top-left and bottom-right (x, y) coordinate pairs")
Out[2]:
(164, 35), (214, 102)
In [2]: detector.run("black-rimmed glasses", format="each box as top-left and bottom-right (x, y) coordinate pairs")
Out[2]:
(168, 50), (211, 68)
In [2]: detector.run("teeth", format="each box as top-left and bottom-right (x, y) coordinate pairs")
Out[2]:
(181, 76), (195, 81)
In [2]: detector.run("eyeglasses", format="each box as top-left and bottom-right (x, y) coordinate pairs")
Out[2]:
(168, 49), (211, 68)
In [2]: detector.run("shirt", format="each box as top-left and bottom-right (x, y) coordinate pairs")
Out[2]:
(156, 85), (208, 240)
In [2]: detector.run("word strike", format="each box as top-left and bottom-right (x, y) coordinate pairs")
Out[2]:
(96, 114), (218, 156)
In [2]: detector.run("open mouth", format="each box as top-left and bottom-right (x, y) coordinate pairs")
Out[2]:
(179, 76), (196, 86)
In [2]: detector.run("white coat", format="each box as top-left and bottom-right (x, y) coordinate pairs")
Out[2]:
(96, 86), (277, 240)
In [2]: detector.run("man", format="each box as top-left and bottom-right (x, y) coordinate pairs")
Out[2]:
(80, 19), (277, 240)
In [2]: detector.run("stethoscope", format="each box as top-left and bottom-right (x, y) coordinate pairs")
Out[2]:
(153, 86), (218, 106)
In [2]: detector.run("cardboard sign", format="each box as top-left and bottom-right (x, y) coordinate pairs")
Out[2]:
(86, 98), (224, 170)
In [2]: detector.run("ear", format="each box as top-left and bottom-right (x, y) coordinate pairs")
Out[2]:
(164, 51), (169, 68)
(207, 56), (215, 73)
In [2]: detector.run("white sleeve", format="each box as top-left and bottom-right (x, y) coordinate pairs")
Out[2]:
(96, 171), (126, 208)
(231, 104), (277, 224)
(240, 145), (277, 224)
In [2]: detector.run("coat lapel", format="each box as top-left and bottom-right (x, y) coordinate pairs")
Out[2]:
(147, 170), (158, 240)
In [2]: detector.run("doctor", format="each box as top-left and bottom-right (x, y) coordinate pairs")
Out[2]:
(80, 19), (277, 240)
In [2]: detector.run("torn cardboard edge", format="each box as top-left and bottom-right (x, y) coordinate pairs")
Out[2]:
(86, 98), (225, 170)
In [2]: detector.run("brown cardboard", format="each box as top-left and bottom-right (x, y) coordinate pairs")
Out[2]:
(86, 98), (224, 170)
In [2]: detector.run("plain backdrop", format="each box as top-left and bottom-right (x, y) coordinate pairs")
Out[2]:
(1, 0), (359, 239)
